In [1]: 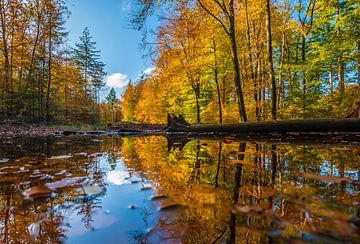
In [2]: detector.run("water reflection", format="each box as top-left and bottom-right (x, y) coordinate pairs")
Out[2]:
(0, 135), (359, 243)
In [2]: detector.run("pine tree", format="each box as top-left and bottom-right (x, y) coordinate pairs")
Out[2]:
(73, 27), (106, 101)
(106, 88), (116, 123)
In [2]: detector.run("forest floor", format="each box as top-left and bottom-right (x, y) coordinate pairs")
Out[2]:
(0, 123), (166, 138)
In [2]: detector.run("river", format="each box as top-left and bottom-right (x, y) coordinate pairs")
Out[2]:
(0, 135), (359, 243)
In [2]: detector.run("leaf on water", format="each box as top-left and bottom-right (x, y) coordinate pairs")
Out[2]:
(131, 180), (142, 184)
(160, 203), (186, 211)
(48, 155), (72, 160)
(23, 185), (53, 198)
(82, 185), (105, 196)
(54, 169), (67, 176)
(88, 152), (105, 158)
(45, 177), (84, 190)
(0, 158), (9, 163)
(150, 195), (168, 201)
(141, 186), (153, 191)
(299, 172), (354, 184)
(74, 152), (88, 156)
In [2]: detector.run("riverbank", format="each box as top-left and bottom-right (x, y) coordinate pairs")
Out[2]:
(0, 123), (165, 138)
(0, 124), (62, 138)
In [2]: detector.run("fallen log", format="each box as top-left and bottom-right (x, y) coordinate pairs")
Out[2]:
(165, 114), (360, 133)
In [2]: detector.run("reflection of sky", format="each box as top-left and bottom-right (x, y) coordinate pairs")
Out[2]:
(107, 170), (130, 185)
(63, 155), (159, 243)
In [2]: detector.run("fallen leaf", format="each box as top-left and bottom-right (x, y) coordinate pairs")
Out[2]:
(150, 195), (168, 201)
(160, 203), (186, 211)
(299, 172), (354, 184)
(23, 185), (52, 198)
(45, 177), (84, 190)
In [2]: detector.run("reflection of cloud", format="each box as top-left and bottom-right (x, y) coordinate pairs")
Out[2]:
(143, 67), (155, 76)
(107, 171), (130, 185)
(66, 210), (117, 237)
(106, 73), (129, 88)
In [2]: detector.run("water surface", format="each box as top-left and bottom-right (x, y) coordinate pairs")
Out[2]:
(0, 135), (359, 243)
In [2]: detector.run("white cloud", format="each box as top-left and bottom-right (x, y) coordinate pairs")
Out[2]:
(143, 67), (155, 76)
(106, 73), (129, 88)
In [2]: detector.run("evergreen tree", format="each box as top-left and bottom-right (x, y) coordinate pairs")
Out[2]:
(106, 88), (116, 123)
(73, 27), (106, 101)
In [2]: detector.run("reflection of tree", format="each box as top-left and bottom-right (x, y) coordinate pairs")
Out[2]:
(78, 196), (102, 230)
(107, 151), (117, 170)
(228, 142), (246, 243)
(187, 141), (201, 185)
(215, 142), (222, 188)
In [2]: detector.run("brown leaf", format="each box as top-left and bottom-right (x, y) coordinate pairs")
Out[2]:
(299, 172), (354, 184)
(23, 185), (52, 198)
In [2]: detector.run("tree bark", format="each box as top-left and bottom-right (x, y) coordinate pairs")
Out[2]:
(212, 41), (223, 124)
(265, 0), (277, 120)
(245, 0), (259, 121)
(166, 116), (360, 133)
(46, 13), (52, 122)
(229, 15), (247, 121)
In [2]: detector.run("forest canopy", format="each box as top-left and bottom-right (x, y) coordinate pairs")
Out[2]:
(119, 0), (360, 124)
(1, 0), (359, 126)
(0, 0), (106, 124)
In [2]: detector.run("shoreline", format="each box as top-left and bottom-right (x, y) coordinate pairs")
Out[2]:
(0, 123), (166, 138)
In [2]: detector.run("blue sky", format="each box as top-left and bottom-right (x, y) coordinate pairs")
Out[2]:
(65, 0), (156, 99)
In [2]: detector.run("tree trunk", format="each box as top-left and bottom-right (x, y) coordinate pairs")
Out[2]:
(214, 67), (222, 124)
(195, 89), (200, 124)
(329, 69), (333, 95)
(338, 56), (345, 101)
(278, 0), (287, 110)
(357, 41), (360, 91)
(229, 1), (247, 122)
(0, 0), (10, 115)
(301, 36), (306, 114)
(46, 16), (52, 122)
(265, 0), (277, 120)
(212, 41), (223, 124)
(166, 116), (360, 133)
(245, 0), (259, 121)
